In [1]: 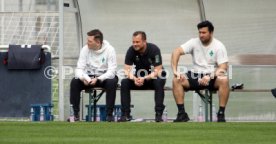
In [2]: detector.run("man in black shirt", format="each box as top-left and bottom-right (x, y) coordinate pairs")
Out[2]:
(118, 31), (166, 122)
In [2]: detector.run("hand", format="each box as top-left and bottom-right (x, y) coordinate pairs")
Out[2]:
(174, 73), (186, 83)
(198, 75), (210, 86)
(83, 80), (90, 86)
(89, 78), (98, 86)
(134, 77), (144, 87)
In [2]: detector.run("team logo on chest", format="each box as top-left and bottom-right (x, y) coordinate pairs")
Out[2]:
(135, 55), (139, 61)
(209, 50), (214, 57)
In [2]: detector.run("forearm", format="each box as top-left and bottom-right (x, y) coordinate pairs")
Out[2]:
(144, 65), (162, 80)
(214, 63), (228, 77)
(171, 49), (181, 77)
(97, 70), (116, 81)
(75, 68), (91, 81)
(124, 65), (136, 80)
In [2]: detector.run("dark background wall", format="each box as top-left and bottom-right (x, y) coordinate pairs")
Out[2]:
(0, 52), (51, 118)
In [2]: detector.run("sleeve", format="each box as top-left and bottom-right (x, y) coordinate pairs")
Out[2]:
(180, 38), (195, 54)
(97, 47), (117, 81)
(124, 47), (134, 65)
(152, 47), (162, 67)
(216, 44), (228, 65)
(75, 46), (91, 81)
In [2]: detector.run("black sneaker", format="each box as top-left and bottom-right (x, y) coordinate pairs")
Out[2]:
(106, 115), (114, 122)
(173, 112), (190, 122)
(155, 113), (163, 122)
(117, 115), (132, 122)
(217, 113), (226, 122)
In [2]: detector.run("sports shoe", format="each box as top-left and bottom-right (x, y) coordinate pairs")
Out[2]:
(155, 113), (163, 122)
(106, 115), (114, 122)
(117, 115), (132, 122)
(173, 112), (190, 122)
(67, 115), (80, 122)
(217, 113), (226, 122)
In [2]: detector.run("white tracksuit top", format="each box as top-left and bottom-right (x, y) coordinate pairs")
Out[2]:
(75, 40), (117, 82)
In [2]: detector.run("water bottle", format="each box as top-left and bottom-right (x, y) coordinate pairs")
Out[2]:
(114, 108), (121, 122)
(162, 107), (168, 122)
(69, 104), (75, 122)
(49, 106), (54, 121)
(197, 105), (204, 122)
(39, 106), (44, 121)
(96, 108), (100, 122)
(30, 107), (34, 121)
(113, 110), (117, 122)
(212, 104), (217, 122)
(117, 108), (121, 119)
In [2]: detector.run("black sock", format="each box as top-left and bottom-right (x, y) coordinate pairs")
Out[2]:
(218, 106), (225, 115)
(177, 104), (185, 113)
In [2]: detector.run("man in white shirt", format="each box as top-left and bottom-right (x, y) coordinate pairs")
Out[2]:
(70, 29), (118, 122)
(171, 21), (229, 122)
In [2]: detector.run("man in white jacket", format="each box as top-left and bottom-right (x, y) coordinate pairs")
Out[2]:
(70, 29), (118, 122)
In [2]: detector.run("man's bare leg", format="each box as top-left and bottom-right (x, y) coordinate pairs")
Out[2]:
(214, 76), (229, 122)
(172, 76), (190, 122)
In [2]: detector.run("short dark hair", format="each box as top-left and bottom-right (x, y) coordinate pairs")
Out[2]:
(87, 29), (103, 44)
(197, 20), (214, 33)
(133, 31), (147, 40)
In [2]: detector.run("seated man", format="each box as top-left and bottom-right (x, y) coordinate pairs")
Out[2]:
(119, 31), (166, 122)
(171, 21), (230, 122)
(69, 29), (118, 122)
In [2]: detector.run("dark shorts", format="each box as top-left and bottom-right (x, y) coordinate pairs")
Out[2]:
(185, 71), (217, 91)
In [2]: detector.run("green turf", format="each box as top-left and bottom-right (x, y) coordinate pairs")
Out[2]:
(0, 122), (275, 144)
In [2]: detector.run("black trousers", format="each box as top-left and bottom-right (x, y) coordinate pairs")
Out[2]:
(120, 77), (166, 116)
(70, 76), (118, 116)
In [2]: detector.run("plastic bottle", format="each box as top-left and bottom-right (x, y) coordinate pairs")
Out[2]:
(39, 106), (44, 121)
(49, 106), (53, 121)
(113, 110), (117, 122)
(212, 104), (217, 122)
(96, 108), (100, 122)
(69, 104), (75, 122)
(114, 108), (121, 122)
(162, 107), (168, 122)
(117, 108), (121, 119)
(30, 107), (34, 121)
(197, 105), (204, 122)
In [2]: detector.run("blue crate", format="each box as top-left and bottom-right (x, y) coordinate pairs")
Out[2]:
(85, 105), (127, 121)
(30, 103), (54, 121)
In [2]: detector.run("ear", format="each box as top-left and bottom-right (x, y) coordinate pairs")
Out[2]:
(94, 38), (101, 45)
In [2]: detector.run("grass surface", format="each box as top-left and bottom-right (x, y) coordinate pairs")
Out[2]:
(0, 122), (276, 144)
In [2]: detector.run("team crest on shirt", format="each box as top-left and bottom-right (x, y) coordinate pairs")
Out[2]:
(209, 50), (214, 57)
(135, 55), (139, 61)
(102, 57), (105, 63)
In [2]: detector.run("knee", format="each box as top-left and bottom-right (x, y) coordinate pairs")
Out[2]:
(104, 78), (118, 91)
(217, 76), (229, 87)
(172, 76), (183, 86)
(70, 78), (82, 88)
(105, 77), (118, 85)
(152, 78), (165, 88)
(121, 79), (132, 88)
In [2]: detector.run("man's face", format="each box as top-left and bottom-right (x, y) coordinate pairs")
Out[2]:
(132, 34), (146, 52)
(87, 36), (100, 50)
(198, 27), (213, 44)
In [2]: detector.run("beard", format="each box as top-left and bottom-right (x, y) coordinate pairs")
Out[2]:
(200, 37), (211, 45)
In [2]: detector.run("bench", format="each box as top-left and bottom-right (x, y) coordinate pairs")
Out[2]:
(84, 85), (274, 122)
(229, 54), (276, 94)
(84, 86), (217, 122)
(83, 54), (276, 122)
